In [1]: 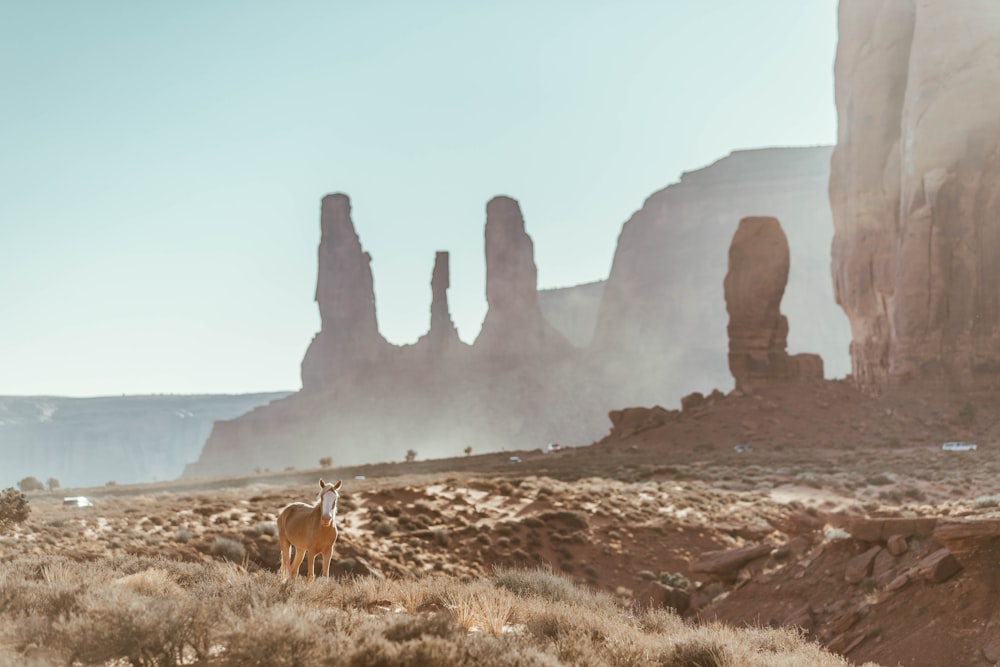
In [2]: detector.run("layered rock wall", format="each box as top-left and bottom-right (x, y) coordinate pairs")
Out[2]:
(832, 0), (1000, 391)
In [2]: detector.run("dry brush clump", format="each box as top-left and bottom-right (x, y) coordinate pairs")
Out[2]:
(0, 554), (881, 667)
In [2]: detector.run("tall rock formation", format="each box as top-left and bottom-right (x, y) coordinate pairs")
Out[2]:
(474, 196), (572, 363)
(724, 217), (823, 391)
(592, 147), (849, 405)
(412, 251), (466, 360)
(301, 194), (391, 390)
(188, 146), (847, 479)
(831, 0), (1000, 391)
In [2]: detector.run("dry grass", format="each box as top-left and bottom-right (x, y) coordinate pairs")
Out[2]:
(0, 554), (881, 667)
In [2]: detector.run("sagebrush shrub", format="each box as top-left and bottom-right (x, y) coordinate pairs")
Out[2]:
(0, 488), (30, 533)
(210, 536), (246, 563)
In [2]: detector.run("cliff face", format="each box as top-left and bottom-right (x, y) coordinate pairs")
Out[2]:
(831, 0), (1000, 391)
(0, 393), (288, 488)
(537, 281), (606, 349)
(593, 147), (849, 405)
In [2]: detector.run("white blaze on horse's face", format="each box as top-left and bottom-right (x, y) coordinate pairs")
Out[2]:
(318, 479), (342, 528)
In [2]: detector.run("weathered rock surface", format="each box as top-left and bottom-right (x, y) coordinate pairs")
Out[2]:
(831, 0), (1000, 391)
(475, 196), (572, 364)
(593, 147), (849, 407)
(724, 217), (823, 391)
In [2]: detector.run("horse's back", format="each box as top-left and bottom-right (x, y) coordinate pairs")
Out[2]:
(277, 502), (312, 534)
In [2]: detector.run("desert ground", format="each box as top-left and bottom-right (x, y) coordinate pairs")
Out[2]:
(4, 379), (1000, 666)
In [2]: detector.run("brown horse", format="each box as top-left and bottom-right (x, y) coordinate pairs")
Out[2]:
(277, 479), (342, 581)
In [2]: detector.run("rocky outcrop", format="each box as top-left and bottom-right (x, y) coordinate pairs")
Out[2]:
(474, 196), (572, 364)
(592, 147), (849, 406)
(724, 217), (823, 391)
(301, 194), (391, 391)
(831, 0), (1000, 391)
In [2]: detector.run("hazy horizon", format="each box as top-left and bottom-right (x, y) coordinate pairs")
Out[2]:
(1, 1), (839, 396)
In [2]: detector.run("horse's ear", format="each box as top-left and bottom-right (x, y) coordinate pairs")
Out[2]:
(319, 479), (326, 489)
(332, 480), (342, 491)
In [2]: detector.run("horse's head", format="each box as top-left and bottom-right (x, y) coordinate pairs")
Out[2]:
(318, 478), (342, 528)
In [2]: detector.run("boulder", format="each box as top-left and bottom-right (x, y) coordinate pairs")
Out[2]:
(844, 545), (882, 584)
(690, 544), (772, 577)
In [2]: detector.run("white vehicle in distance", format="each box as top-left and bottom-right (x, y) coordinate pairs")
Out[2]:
(942, 442), (977, 451)
(62, 496), (94, 508)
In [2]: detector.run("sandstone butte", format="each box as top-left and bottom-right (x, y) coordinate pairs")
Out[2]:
(184, 148), (838, 479)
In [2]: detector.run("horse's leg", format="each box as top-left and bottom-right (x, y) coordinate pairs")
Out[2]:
(279, 535), (291, 579)
(307, 553), (317, 581)
(322, 545), (334, 577)
(289, 546), (306, 581)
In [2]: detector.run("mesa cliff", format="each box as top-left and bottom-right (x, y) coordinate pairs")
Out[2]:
(186, 147), (843, 477)
(592, 146), (849, 407)
(831, 0), (1000, 391)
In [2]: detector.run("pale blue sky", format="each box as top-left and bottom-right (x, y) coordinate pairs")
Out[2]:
(0, 1), (838, 396)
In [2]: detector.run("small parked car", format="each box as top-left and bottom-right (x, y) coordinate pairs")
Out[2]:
(544, 443), (562, 454)
(942, 442), (977, 451)
(509, 456), (522, 464)
(62, 496), (94, 508)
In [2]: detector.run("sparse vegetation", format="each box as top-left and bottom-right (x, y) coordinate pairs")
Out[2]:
(0, 555), (865, 667)
(405, 449), (417, 463)
(210, 536), (247, 563)
(0, 488), (30, 533)
(46, 477), (60, 492)
(319, 456), (333, 468)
